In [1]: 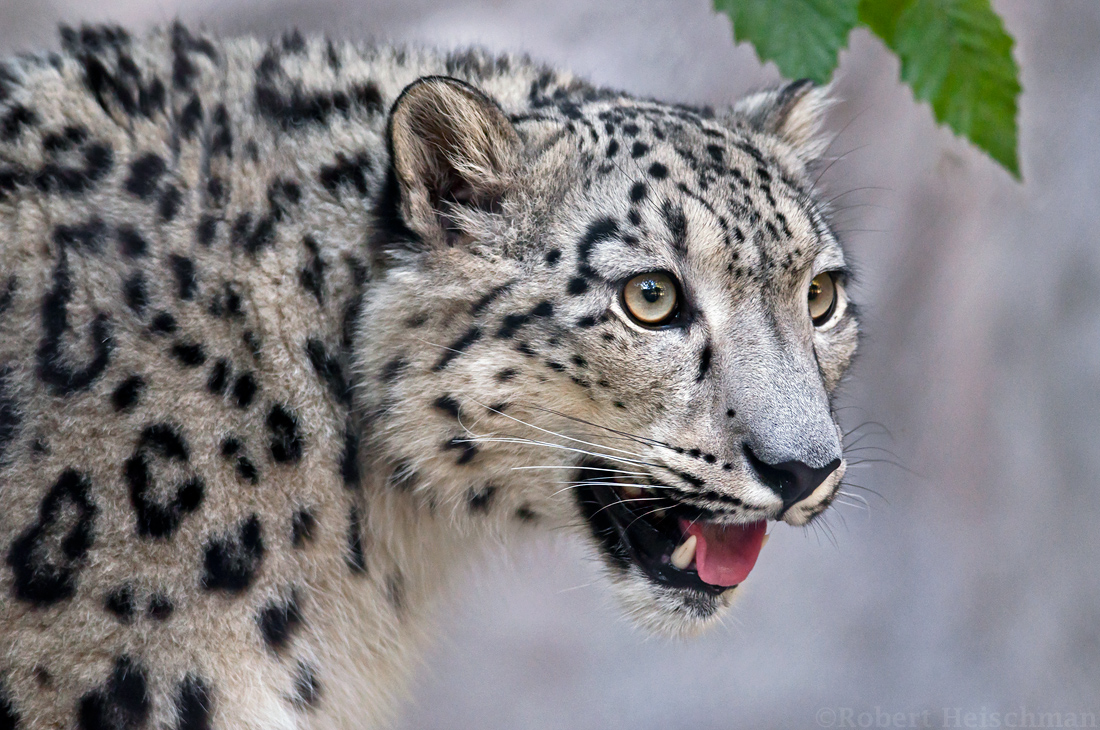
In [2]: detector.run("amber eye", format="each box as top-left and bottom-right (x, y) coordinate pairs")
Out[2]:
(808, 272), (839, 327)
(623, 272), (679, 326)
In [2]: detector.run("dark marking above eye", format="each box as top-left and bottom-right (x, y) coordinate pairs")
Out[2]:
(567, 277), (588, 296)
(648, 162), (668, 179)
(577, 218), (619, 264)
(661, 201), (688, 251)
(631, 141), (649, 158)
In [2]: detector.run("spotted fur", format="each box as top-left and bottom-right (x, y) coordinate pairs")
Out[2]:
(0, 24), (858, 728)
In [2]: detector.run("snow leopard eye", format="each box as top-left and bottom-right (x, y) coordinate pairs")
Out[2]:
(808, 272), (839, 327)
(622, 271), (680, 326)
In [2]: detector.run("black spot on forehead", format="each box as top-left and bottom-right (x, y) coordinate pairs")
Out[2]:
(648, 162), (668, 179)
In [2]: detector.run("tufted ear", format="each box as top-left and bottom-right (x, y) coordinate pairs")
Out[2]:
(385, 76), (520, 248)
(732, 79), (833, 163)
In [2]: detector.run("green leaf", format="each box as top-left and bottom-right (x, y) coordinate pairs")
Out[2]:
(714, 0), (860, 84)
(859, 0), (1021, 178)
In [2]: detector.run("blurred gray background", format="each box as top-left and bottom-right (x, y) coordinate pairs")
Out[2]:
(3, 0), (1097, 727)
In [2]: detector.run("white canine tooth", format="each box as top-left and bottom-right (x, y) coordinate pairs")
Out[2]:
(670, 534), (697, 570)
(621, 484), (643, 498)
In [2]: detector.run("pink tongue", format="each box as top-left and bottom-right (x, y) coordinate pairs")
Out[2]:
(681, 520), (767, 587)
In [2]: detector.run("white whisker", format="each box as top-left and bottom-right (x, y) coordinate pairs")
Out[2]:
(463, 399), (650, 460)
(512, 465), (648, 476)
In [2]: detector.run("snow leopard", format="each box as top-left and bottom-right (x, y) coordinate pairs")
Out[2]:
(0, 22), (858, 729)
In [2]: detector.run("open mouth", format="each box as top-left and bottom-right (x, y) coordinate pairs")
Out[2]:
(573, 461), (768, 595)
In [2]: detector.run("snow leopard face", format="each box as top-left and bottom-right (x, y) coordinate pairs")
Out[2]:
(357, 76), (857, 636)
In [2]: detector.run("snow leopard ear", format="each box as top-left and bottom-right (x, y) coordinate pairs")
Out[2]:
(384, 75), (520, 248)
(732, 79), (833, 163)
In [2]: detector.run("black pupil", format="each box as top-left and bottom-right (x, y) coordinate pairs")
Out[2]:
(641, 280), (663, 303)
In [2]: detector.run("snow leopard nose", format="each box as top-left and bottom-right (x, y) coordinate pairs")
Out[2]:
(743, 443), (841, 509)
